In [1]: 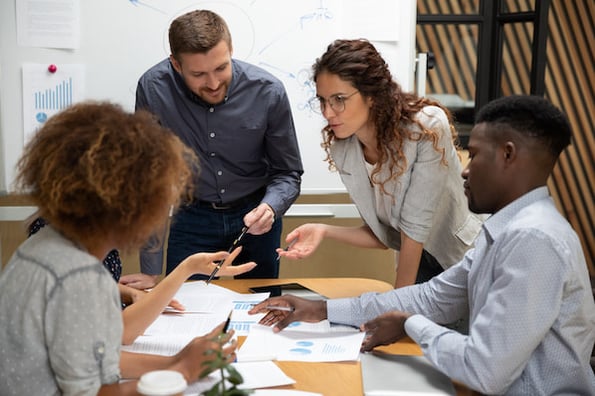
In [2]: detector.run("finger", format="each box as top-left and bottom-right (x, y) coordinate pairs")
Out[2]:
(247, 301), (268, 314)
(218, 262), (257, 276)
(225, 246), (243, 263)
(167, 299), (185, 311)
(219, 329), (235, 344)
(207, 250), (231, 263)
(361, 338), (374, 352)
(285, 230), (299, 242)
(222, 338), (238, 355)
(207, 321), (227, 337)
(125, 281), (143, 289)
(273, 315), (294, 332)
(258, 311), (284, 326)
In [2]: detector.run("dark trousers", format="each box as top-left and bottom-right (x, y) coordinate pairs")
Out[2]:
(415, 249), (444, 284)
(166, 200), (282, 280)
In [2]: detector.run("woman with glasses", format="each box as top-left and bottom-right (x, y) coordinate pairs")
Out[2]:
(278, 39), (483, 288)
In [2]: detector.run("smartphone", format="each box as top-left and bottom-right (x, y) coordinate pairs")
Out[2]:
(248, 282), (327, 300)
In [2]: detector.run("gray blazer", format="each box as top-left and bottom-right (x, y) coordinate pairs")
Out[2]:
(329, 106), (483, 269)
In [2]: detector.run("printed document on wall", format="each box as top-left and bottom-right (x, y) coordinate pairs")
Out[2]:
(21, 63), (85, 144)
(16, 0), (80, 49)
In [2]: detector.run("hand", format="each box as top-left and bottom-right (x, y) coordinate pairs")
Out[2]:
(243, 203), (276, 235)
(118, 283), (147, 306)
(248, 295), (327, 332)
(276, 223), (325, 260)
(119, 273), (160, 290)
(171, 321), (238, 383)
(165, 298), (185, 312)
(180, 246), (257, 277)
(360, 311), (411, 352)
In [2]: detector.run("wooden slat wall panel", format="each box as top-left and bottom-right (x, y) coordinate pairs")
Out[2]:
(544, 0), (594, 275)
(417, 0), (594, 275)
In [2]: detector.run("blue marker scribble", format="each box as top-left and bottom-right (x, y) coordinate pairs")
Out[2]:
(299, 0), (333, 29)
(127, 0), (166, 14)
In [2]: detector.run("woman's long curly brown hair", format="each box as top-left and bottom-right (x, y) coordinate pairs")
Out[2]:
(15, 101), (197, 252)
(313, 39), (458, 195)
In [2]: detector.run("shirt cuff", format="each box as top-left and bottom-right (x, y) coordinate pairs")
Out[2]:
(404, 313), (434, 342)
(326, 298), (358, 327)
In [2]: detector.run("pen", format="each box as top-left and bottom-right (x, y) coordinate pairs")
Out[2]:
(223, 310), (233, 333)
(206, 226), (249, 284)
(265, 305), (294, 312)
(276, 238), (298, 260)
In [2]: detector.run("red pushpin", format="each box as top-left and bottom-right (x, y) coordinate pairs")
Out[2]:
(48, 64), (57, 73)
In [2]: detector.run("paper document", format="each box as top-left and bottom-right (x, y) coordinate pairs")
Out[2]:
(225, 293), (269, 335)
(184, 361), (295, 395)
(165, 281), (237, 313)
(238, 324), (364, 362)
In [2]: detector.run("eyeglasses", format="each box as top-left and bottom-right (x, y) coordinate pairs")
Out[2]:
(308, 90), (359, 114)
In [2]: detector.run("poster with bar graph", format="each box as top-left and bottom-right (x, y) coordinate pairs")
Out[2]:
(22, 63), (85, 144)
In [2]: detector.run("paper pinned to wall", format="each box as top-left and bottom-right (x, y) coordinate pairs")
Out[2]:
(21, 63), (85, 144)
(16, 0), (80, 49)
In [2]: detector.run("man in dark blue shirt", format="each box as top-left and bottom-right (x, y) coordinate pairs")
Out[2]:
(120, 9), (303, 288)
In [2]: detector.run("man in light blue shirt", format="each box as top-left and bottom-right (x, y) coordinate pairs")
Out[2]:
(250, 95), (595, 395)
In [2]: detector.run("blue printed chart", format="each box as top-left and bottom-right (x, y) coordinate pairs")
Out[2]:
(22, 63), (85, 144)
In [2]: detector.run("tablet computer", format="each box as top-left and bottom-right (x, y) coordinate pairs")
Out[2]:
(248, 282), (327, 300)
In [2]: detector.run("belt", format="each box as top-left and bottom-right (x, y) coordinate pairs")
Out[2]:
(196, 188), (265, 210)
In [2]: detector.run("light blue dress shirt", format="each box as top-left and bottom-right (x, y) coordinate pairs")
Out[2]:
(328, 187), (595, 395)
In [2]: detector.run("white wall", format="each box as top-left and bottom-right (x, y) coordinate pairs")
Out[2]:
(0, 0), (416, 194)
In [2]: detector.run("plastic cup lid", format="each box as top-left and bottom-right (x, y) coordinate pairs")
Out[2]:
(136, 370), (188, 395)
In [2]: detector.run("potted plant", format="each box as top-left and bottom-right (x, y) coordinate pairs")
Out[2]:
(200, 333), (253, 396)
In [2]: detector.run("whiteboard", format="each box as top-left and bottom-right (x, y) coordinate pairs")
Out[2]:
(0, 0), (417, 194)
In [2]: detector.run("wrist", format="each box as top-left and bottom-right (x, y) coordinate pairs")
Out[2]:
(316, 300), (328, 321)
(265, 203), (276, 222)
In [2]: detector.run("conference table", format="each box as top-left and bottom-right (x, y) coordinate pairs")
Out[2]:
(212, 277), (475, 396)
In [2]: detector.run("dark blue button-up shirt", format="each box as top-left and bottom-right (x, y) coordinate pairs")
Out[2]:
(136, 58), (303, 274)
(136, 58), (303, 214)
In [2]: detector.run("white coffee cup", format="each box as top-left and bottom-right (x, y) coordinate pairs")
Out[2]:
(137, 370), (187, 396)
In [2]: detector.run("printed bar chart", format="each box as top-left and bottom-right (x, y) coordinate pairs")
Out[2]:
(22, 63), (84, 143)
(34, 78), (73, 110)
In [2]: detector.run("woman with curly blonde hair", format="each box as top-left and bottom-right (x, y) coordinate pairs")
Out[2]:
(278, 39), (483, 288)
(0, 101), (245, 395)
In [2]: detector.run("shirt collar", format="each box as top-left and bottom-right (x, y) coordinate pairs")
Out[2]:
(482, 186), (550, 244)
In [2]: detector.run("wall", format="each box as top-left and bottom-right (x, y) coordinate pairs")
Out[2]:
(0, 0), (417, 195)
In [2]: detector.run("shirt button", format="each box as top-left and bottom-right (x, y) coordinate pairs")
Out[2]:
(209, 132), (215, 138)
(220, 189), (225, 194)
(209, 107), (214, 113)
(210, 152), (216, 157)
(217, 170), (223, 176)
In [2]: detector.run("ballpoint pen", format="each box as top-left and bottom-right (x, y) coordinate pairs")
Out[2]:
(206, 226), (249, 284)
(276, 238), (298, 260)
(223, 310), (233, 333)
(265, 305), (295, 312)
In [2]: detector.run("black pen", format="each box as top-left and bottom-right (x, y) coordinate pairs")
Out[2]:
(223, 310), (233, 333)
(206, 226), (249, 284)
